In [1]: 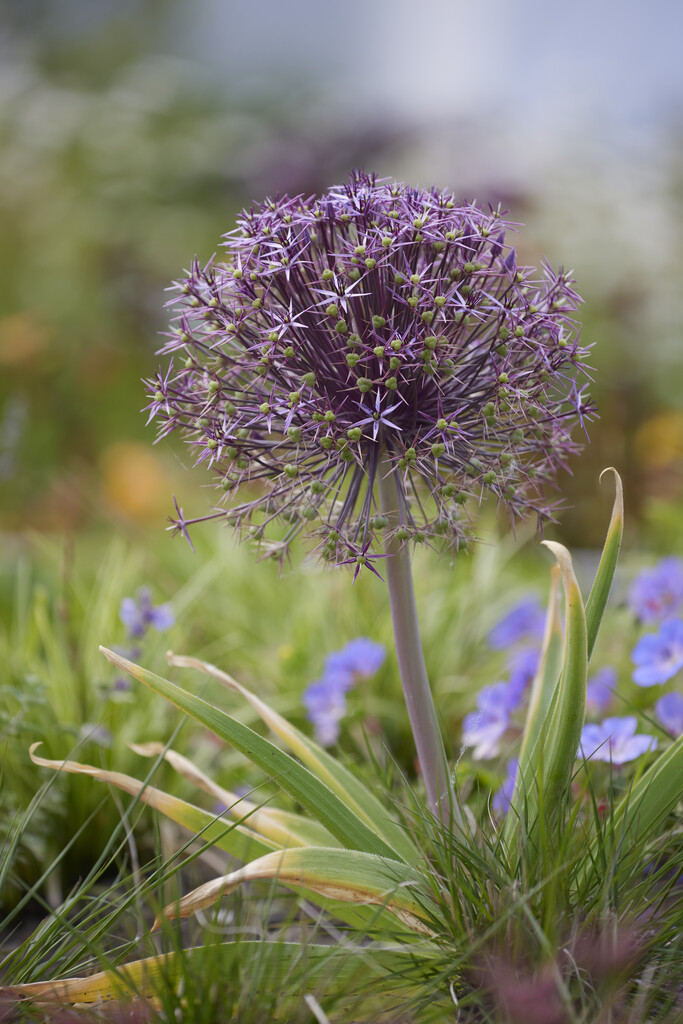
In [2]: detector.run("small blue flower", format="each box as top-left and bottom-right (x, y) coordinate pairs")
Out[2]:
(506, 646), (540, 708)
(579, 716), (657, 765)
(462, 702), (509, 760)
(303, 638), (385, 746)
(303, 676), (349, 746)
(492, 757), (519, 815)
(79, 724), (112, 747)
(628, 557), (683, 623)
(655, 692), (683, 737)
(324, 638), (386, 678)
(488, 596), (545, 650)
(120, 588), (175, 639)
(632, 618), (683, 687)
(586, 666), (617, 712)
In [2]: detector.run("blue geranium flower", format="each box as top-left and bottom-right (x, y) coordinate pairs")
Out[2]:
(324, 637), (386, 678)
(488, 596), (546, 650)
(492, 758), (519, 815)
(586, 666), (617, 712)
(303, 638), (386, 746)
(579, 716), (657, 765)
(628, 557), (683, 623)
(632, 618), (683, 687)
(655, 691), (683, 737)
(120, 588), (175, 639)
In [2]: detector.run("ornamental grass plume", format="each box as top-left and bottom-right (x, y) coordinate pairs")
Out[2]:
(146, 170), (594, 813)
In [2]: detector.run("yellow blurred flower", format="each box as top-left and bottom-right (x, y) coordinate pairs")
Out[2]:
(635, 412), (683, 470)
(99, 441), (173, 523)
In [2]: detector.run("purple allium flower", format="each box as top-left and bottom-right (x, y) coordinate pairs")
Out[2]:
(146, 171), (592, 570)
(324, 637), (386, 678)
(492, 757), (519, 815)
(655, 691), (683, 736)
(488, 596), (546, 650)
(586, 665), (617, 712)
(120, 588), (175, 639)
(631, 618), (683, 687)
(579, 716), (657, 765)
(628, 557), (683, 623)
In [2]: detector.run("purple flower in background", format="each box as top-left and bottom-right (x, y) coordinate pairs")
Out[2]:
(655, 692), (683, 736)
(586, 666), (617, 712)
(303, 676), (349, 746)
(628, 557), (683, 623)
(146, 170), (592, 570)
(506, 646), (540, 708)
(462, 700), (510, 760)
(120, 588), (175, 639)
(492, 757), (519, 815)
(488, 597), (546, 650)
(631, 619), (683, 687)
(324, 637), (386, 678)
(579, 716), (657, 765)
(79, 724), (112, 747)
(303, 637), (385, 746)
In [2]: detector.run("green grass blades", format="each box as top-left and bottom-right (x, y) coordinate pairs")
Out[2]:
(580, 730), (683, 893)
(100, 647), (399, 860)
(152, 847), (436, 937)
(166, 651), (418, 864)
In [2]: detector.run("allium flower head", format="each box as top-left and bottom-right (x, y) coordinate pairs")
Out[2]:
(147, 171), (592, 570)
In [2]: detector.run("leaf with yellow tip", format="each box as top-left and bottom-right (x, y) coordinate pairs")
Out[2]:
(152, 847), (435, 937)
(131, 742), (339, 849)
(1, 942), (429, 1010)
(166, 652), (417, 864)
(99, 647), (398, 860)
(29, 743), (273, 861)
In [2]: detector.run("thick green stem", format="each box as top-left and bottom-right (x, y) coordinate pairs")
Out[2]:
(377, 453), (451, 816)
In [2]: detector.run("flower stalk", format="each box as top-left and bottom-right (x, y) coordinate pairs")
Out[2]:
(377, 451), (450, 816)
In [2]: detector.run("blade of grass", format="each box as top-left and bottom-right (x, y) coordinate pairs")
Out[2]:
(585, 468), (624, 660)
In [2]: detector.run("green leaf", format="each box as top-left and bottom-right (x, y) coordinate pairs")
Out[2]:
(153, 847), (436, 938)
(100, 648), (399, 861)
(585, 468), (623, 660)
(506, 543), (587, 853)
(166, 653), (418, 864)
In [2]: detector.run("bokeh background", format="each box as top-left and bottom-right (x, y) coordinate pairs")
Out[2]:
(2, 0), (683, 908)
(1, 0), (682, 544)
